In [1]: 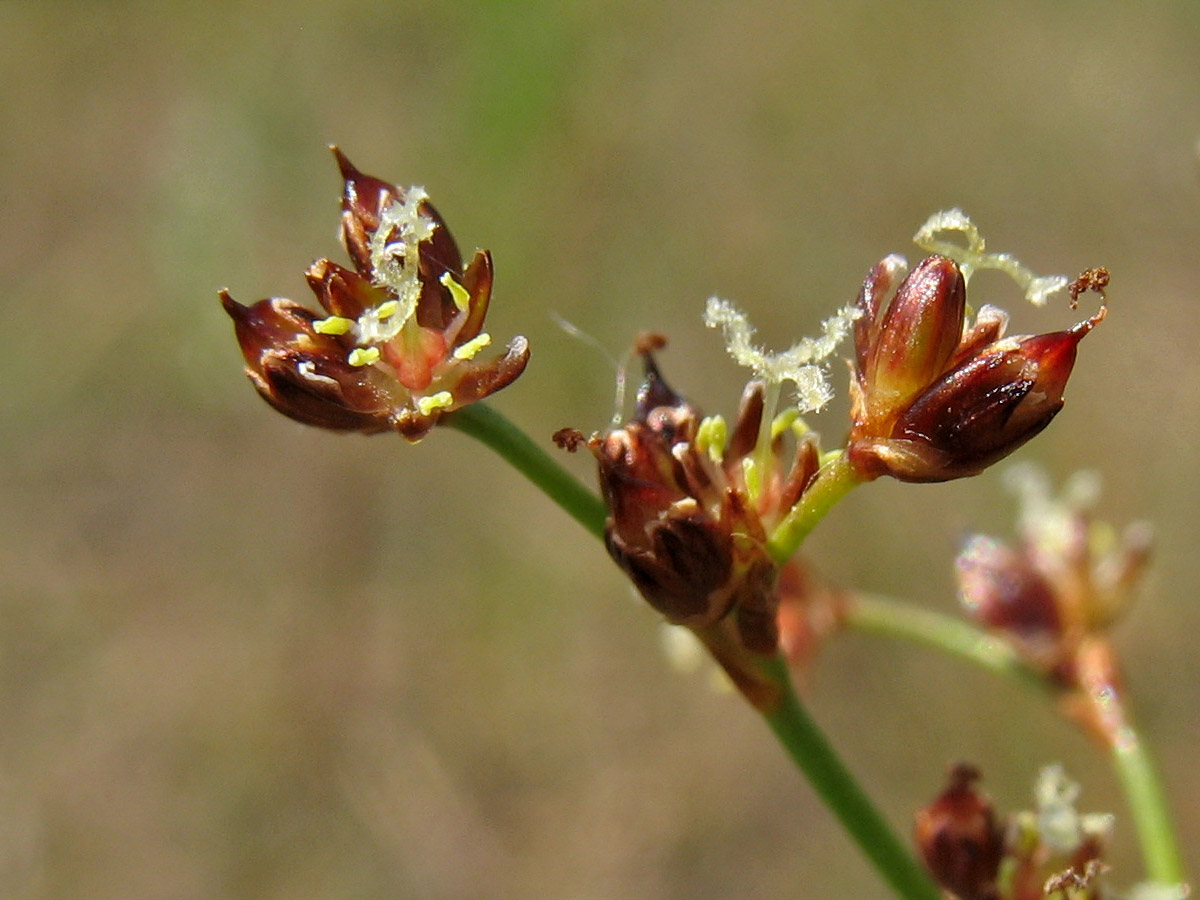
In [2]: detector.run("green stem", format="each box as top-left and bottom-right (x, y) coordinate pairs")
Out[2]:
(1110, 719), (1187, 885)
(759, 656), (943, 900)
(445, 402), (607, 540)
(846, 595), (1187, 886)
(767, 452), (863, 564)
(447, 405), (939, 898)
(847, 595), (1047, 693)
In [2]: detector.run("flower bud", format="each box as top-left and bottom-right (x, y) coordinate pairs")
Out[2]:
(849, 295), (1104, 483)
(590, 354), (777, 648)
(956, 534), (1065, 671)
(855, 255), (966, 426)
(914, 763), (1004, 900)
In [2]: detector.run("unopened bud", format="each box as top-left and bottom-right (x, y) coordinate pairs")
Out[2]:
(914, 763), (1004, 900)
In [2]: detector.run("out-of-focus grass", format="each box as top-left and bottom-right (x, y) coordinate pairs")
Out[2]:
(0, 2), (1197, 897)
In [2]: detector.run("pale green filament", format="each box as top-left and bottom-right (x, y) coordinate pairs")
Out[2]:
(742, 456), (762, 505)
(696, 415), (728, 464)
(453, 333), (492, 360)
(913, 209), (1068, 306)
(416, 391), (454, 415)
(770, 408), (801, 442)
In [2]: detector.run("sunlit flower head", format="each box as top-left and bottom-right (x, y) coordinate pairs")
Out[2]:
(221, 147), (529, 441)
(847, 211), (1105, 482)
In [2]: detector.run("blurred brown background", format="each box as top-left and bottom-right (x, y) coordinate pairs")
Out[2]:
(1, 2), (1197, 897)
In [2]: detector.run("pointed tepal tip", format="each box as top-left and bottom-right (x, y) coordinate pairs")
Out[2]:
(1070, 301), (1107, 337)
(329, 144), (358, 181)
(218, 288), (245, 316)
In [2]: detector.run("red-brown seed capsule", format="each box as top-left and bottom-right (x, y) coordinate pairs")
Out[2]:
(914, 764), (1004, 900)
(848, 255), (1105, 483)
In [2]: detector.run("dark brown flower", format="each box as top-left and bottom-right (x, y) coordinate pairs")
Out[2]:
(582, 344), (827, 706)
(956, 534), (1067, 673)
(914, 763), (1004, 900)
(847, 254), (1105, 482)
(221, 147), (529, 441)
(956, 470), (1153, 745)
(589, 351), (785, 654)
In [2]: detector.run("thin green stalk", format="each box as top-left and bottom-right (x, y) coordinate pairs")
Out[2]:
(1110, 719), (1187, 885)
(447, 404), (940, 899)
(767, 452), (863, 564)
(446, 402), (607, 540)
(847, 595), (1047, 693)
(759, 656), (943, 900)
(846, 595), (1187, 886)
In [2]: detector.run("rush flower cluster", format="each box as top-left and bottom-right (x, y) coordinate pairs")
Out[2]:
(574, 337), (829, 705)
(916, 764), (1114, 900)
(221, 148), (529, 441)
(576, 213), (1105, 690)
(219, 150), (1187, 900)
(956, 468), (1152, 746)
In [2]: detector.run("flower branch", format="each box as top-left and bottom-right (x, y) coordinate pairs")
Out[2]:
(219, 150), (1176, 900)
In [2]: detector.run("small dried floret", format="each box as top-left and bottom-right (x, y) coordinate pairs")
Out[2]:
(914, 763), (1004, 900)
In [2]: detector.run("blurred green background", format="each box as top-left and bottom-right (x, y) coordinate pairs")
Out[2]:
(1, 1), (1197, 897)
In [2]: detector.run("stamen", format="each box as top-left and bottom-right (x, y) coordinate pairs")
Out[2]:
(376, 300), (400, 320)
(313, 315), (355, 335)
(416, 391), (454, 415)
(696, 415), (728, 463)
(741, 456), (762, 504)
(439, 272), (472, 311)
(770, 408), (801, 442)
(348, 346), (381, 367)
(453, 333), (492, 360)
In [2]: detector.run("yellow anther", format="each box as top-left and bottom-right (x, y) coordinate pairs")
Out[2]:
(789, 417), (812, 440)
(375, 300), (400, 320)
(696, 415), (728, 464)
(770, 408), (800, 442)
(348, 346), (381, 367)
(313, 315), (355, 336)
(416, 391), (454, 415)
(453, 332), (491, 360)
(440, 272), (472, 311)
